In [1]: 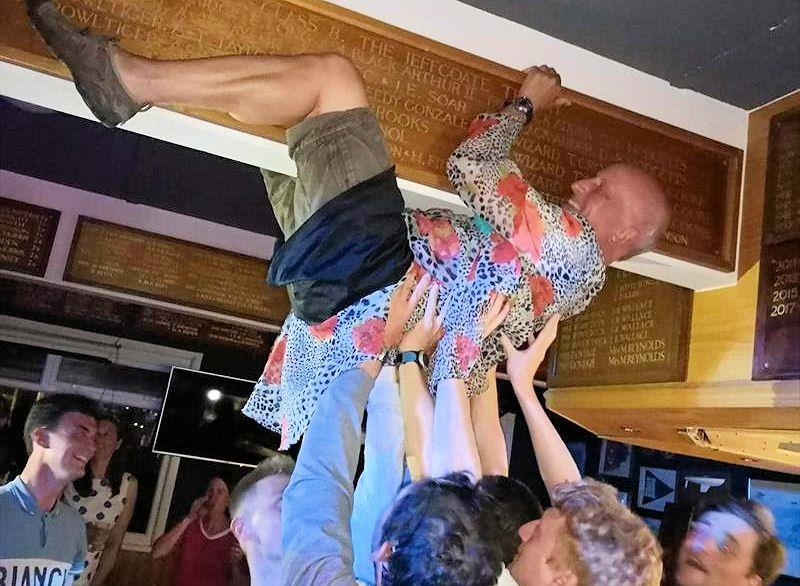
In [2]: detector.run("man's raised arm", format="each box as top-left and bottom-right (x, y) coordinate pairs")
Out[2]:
(446, 66), (568, 241)
(499, 316), (581, 498)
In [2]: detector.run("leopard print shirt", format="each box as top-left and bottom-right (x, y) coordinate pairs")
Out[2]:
(243, 110), (606, 448)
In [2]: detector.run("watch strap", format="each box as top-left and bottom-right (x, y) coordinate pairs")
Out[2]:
(504, 96), (534, 124)
(398, 350), (428, 368)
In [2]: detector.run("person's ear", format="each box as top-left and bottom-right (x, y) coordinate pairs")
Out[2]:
(746, 572), (763, 586)
(230, 517), (246, 542)
(32, 427), (49, 449)
(372, 541), (393, 563)
(610, 225), (638, 245)
(552, 569), (579, 586)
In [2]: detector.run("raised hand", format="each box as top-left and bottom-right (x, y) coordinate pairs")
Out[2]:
(187, 495), (208, 521)
(384, 270), (432, 349)
(517, 66), (571, 111)
(400, 282), (445, 353)
(499, 314), (560, 391)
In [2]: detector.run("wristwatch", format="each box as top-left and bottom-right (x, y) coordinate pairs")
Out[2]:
(396, 350), (429, 369)
(504, 96), (534, 124)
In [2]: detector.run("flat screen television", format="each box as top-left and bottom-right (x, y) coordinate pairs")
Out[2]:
(153, 367), (281, 467)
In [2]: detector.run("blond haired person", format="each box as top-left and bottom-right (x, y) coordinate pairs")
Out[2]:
(499, 317), (662, 586)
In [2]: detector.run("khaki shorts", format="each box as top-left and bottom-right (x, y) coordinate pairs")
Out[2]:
(262, 107), (392, 238)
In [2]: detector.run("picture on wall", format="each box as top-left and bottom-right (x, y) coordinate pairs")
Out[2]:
(749, 479), (800, 578)
(617, 491), (630, 507)
(599, 439), (633, 478)
(682, 476), (727, 493)
(637, 466), (677, 512)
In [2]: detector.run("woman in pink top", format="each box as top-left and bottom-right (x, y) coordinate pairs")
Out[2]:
(151, 477), (238, 586)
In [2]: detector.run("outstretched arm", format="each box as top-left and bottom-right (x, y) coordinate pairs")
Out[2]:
(470, 293), (512, 477)
(396, 280), (442, 480)
(446, 66), (568, 241)
(500, 315), (580, 498)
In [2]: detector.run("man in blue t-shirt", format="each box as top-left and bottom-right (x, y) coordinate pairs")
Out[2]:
(0, 394), (99, 586)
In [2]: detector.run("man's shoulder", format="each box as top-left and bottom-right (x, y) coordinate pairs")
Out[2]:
(0, 481), (19, 507)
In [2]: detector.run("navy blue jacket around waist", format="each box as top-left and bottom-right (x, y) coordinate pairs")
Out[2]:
(268, 168), (413, 325)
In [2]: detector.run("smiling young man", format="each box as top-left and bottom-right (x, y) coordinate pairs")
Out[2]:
(0, 394), (99, 586)
(674, 500), (785, 586)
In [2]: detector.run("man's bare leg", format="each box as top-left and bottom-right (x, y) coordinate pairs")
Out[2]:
(26, 0), (367, 127)
(112, 50), (369, 127)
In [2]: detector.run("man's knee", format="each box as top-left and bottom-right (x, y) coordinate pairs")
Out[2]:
(312, 53), (369, 114)
(316, 53), (361, 84)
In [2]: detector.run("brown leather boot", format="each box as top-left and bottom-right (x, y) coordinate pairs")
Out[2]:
(25, 0), (148, 127)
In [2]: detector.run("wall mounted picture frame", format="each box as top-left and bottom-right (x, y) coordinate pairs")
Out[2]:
(637, 466), (677, 512)
(599, 439), (633, 478)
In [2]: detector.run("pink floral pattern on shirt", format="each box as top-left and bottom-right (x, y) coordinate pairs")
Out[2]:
(467, 116), (500, 138)
(497, 172), (545, 262)
(455, 335), (481, 375)
(352, 317), (386, 355)
(415, 211), (461, 262)
(262, 337), (287, 385)
(309, 315), (338, 341)
(489, 233), (522, 275)
(529, 275), (555, 316)
(561, 210), (583, 238)
(243, 110), (606, 448)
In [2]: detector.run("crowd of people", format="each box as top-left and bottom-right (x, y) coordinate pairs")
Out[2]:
(0, 1), (789, 585)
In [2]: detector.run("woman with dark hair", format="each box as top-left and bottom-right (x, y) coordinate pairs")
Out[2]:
(152, 476), (238, 586)
(64, 416), (138, 585)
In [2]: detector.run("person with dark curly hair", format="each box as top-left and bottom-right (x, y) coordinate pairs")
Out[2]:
(476, 476), (543, 567)
(373, 473), (504, 586)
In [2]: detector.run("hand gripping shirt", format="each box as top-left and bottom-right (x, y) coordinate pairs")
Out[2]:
(243, 110), (606, 448)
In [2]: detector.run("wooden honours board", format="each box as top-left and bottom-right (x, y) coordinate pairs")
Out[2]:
(548, 268), (693, 387)
(65, 217), (289, 323)
(762, 107), (800, 245)
(0, 197), (60, 276)
(753, 107), (800, 380)
(753, 240), (800, 380)
(0, 0), (740, 270)
(0, 276), (275, 352)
